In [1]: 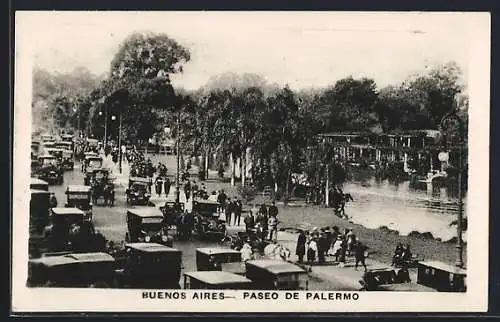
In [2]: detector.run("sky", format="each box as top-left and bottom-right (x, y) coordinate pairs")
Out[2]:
(16, 11), (475, 91)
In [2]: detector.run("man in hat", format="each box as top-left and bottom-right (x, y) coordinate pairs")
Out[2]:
(233, 197), (243, 226)
(317, 230), (329, 264)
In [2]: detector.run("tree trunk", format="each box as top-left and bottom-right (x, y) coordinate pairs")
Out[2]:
(230, 152), (235, 186)
(205, 149), (209, 180)
(284, 170), (290, 206)
(241, 151), (246, 186)
(325, 166), (330, 207)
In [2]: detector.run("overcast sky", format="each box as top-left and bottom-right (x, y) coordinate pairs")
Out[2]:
(16, 11), (475, 90)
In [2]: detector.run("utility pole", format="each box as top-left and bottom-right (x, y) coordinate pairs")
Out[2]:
(118, 110), (123, 174)
(175, 111), (181, 204)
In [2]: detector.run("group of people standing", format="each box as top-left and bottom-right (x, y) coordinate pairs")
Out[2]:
(243, 202), (280, 242)
(295, 226), (369, 271)
(214, 189), (244, 226)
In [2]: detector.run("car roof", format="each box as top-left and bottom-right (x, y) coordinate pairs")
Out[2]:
(130, 177), (151, 183)
(246, 260), (307, 275)
(418, 261), (467, 275)
(127, 207), (163, 218)
(30, 252), (114, 267)
(125, 243), (180, 253)
(46, 148), (63, 152)
(196, 247), (241, 255)
(31, 178), (49, 185)
(67, 185), (92, 192)
(184, 271), (252, 285)
(39, 154), (56, 159)
(31, 189), (50, 195)
(51, 207), (85, 215)
(85, 155), (102, 160)
(194, 200), (220, 205)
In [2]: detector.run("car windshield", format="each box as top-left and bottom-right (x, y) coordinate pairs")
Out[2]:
(132, 184), (148, 192)
(68, 200), (90, 210)
(41, 159), (57, 167)
(142, 222), (163, 232)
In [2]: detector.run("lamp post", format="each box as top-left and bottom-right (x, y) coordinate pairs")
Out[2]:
(440, 107), (465, 268)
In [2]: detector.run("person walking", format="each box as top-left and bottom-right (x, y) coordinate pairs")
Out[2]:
(268, 214), (278, 242)
(217, 189), (228, 214)
(268, 201), (278, 218)
(154, 176), (163, 197)
(338, 238), (347, 268)
(225, 199), (233, 226)
(244, 211), (255, 233)
(354, 241), (369, 272)
(295, 230), (307, 263)
(306, 234), (318, 265)
(233, 197), (243, 226)
(183, 180), (191, 200)
(317, 230), (329, 264)
(163, 177), (171, 197)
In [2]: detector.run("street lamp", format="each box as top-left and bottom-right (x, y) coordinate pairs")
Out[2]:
(440, 107), (466, 269)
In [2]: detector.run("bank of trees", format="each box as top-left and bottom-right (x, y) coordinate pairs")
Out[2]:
(32, 31), (468, 202)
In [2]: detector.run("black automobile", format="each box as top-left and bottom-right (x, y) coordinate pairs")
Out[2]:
(192, 200), (226, 240)
(126, 177), (152, 206)
(61, 149), (75, 171)
(125, 208), (173, 247)
(37, 155), (64, 185)
(65, 185), (93, 222)
(83, 155), (103, 184)
(27, 252), (116, 288)
(113, 243), (182, 289)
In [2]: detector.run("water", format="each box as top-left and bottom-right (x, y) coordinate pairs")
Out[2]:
(341, 173), (467, 242)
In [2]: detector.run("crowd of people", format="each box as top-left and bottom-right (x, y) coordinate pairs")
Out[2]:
(295, 226), (370, 271)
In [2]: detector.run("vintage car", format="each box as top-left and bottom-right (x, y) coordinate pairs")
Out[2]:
(114, 243), (182, 289)
(61, 149), (75, 171)
(65, 185), (93, 222)
(30, 189), (51, 235)
(358, 265), (413, 291)
(160, 201), (185, 227)
(40, 134), (56, 142)
(30, 177), (49, 191)
(125, 208), (173, 247)
(416, 260), (467, 292)
(37, 155), (64, 185)
(55, 140), (74, 152)
(192, 200), (226, 240)
(27, 252), (116, 287)
(60, 134), (74, 143)
(31, 159), (41, 176)
(196, 247), (242, 271)
(46, 148), (64, 165)
(83, 156), (103, 184)
(126, 177), (152, 206)
(245, 259), (309, 290)
(89, 168), (115, 206)
(183, 271), (253, 290)
(44, 207), (97, 253)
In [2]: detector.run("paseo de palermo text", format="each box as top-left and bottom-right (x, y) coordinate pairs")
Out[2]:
(142, 291), (360, 301)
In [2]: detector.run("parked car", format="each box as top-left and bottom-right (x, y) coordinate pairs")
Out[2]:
(61, 149), (75, 171)
(196, 247), (242, 271)
(65, 185), (93, 222)
(125, 208), (173, 247)
(245, 259), (309, 290)
(114, 243), (182, 289)
(416, 260), (466, 292)
(183, 271), (253, 290)
(27, 252), (116, 287)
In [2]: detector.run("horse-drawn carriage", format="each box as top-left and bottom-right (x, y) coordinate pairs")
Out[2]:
(89, 168), (115, 206)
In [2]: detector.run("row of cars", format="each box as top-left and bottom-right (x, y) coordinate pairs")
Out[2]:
(28, 243), (310, 290)
(31, 134), (76, 184)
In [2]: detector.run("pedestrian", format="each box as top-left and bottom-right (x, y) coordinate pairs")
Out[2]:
(268, 214), (278, 241)
(317, 230), (329, 264)
(217, 189), (228, 214)
(306, 234), (318, 265)
(154, 176), (163, 197)
(164, 177), (171, 197)
(268, 200), (278, 218)
(346, 229), (356, 256)
(49, 193), (58, 208)
(184, 180), (191, 200)
(244, 211), (255, 233)
(259, 203), (268, 217)
(260, 208), (268, 240)
(331, 236), (343, 261)
(338, 237), (347, 268)
(355, 241), (369, 272)
(225, 199), (233, 226)
(295, 230), (307, 263)
(191, 181), (199, 199)
(233, 197), (243, 226)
